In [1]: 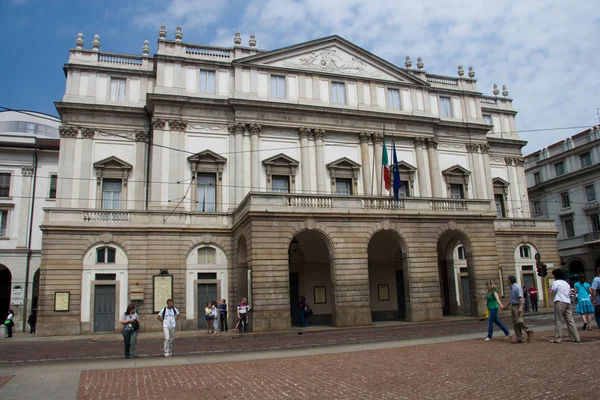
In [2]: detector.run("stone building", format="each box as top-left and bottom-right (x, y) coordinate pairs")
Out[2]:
(38, 27), (559, 336)
(525, 126), (600, 279)
(0, 110), (60, 331)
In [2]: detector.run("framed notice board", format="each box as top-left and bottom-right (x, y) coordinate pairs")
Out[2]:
(54, 292), (70, 312)
(153, 275), (173, 313)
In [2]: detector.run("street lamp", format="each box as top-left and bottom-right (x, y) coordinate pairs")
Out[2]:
(290, 238), (299, 253)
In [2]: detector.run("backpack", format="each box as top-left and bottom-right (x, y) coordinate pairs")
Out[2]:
(158, 307), (178, 321)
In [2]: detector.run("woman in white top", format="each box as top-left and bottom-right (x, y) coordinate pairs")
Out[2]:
(4, 309), (14, 338)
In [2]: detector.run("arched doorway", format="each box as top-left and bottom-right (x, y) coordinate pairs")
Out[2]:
(0, 265), (11, 317)
(32, 268), (40, 312)
(568, 259), (586, 284)
(368, 230), (408, 321)
(437, 231), (475, 316)
(288, 230), (333, 327)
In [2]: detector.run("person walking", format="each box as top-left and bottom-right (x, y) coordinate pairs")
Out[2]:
(574, 274), (594, 331)
(4, 309), (14, 338)
(591, 267), (600, 329)
(219, 299), (228, 332)
(120, 303), (140, 359)
(27, 309), (37, 334)
(204, 302), (214, 334)
(501, 276), (534, 343)
(157, 299), (180, 357)
(528, 284), (539, 313)
(549, 269), (580, 343)
(484, 281), (511, 341)
(211, 300), (219, 334)
(237, 298), (250, 333)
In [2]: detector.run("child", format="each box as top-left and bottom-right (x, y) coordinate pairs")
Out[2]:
(204, 302), (213, 334)
(219, 299), (228, 332)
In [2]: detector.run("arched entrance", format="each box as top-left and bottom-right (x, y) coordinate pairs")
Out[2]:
(437, 230), (475, 316)
(368, 230), (408, 321)
(0, 265), (11, 317)
(288, 230), (333, 327)
(568, 259), (586, 284)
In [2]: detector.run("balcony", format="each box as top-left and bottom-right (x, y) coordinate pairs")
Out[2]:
(494, 218), (557, 232)
(584, 232), (600, 244)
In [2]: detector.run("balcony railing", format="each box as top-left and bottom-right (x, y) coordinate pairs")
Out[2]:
(426, 75), (459, 86)
(584, 232), (600, 243)
(82, 211), (131, 222)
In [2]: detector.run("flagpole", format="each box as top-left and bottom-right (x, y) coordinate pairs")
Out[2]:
(380, 126), (385, 196)
(370, 133), (376, 196)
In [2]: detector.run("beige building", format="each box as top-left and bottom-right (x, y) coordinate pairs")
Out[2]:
(38, 27), (559, 336)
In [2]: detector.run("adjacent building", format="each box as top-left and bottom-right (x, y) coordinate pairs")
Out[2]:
(525, 126), (600, 278)
(0, 110), (60, 331)
(38, 26), (559, 336)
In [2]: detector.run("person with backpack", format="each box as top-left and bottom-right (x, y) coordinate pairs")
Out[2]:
(156, 299), (180, 357)
(4, 309), (14, 338)
(219, 299), (228, 332)
(120, 303), (140, 359)
(237, 298), (250, 333)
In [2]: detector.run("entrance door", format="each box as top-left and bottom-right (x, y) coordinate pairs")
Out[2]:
(395, 270), (406, 320)
(197, 283), (217, 329)
(289, 273), (300, 326)
(94, 285), (115, 332)
(460, 276), (470, 315)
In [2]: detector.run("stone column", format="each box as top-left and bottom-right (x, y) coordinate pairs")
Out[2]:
(314, 129), (326, 194)
(80, 128), (95, 208)
(299, 127), (311, 194)
(250, 124), (261, 191)
(234, 123), (245, 204)
(480, 144), (494, 201)
(134, 131), (149, 211)
(515, 157), (530, 217)
(149, 120), (165, 209)
(466, 143), (482, 199)
(413, 137), (429, 197)
(426, 139), (443, 198)
(359, 132), (372, 195)
(16, 165), (33, 248)
(58, 125), (78, 208)
(372, 133), (383, 196)
(168, 119), (187, 211)
(505, 157), (522, 217)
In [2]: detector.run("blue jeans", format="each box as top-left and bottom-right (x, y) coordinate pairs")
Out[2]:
(300, 310), (307, 327)
(487, 308), (510, 338)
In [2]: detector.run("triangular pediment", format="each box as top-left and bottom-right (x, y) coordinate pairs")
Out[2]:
(235, 36), (428, 86)
(262, 153), (299, 166)
(492, 177), (509, 186)
(442, 164), (471, 176)
(187, 149), (227, 164)
(326, 157), (361, 170)
(93, 156), (132, 170)
(396, 161), (416, 171)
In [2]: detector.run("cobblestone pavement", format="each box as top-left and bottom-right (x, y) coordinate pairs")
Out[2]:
(0, 314), (557, 365)
(77, 330), (599, 400)
(0, 376), (13, 389)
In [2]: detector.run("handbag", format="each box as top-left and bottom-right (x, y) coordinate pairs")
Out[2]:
(305, 306), (313, 316)
(484, 309), (490, 319)
(133, 320), (140, 331)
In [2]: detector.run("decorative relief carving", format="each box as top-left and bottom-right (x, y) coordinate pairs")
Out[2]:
(413, 137), (426, 147)
(135, 131), (149, 142)
(152, 119), (166, 129)
(439, 143), (464, 150)
(504, 157), (514, 166)
(168, 119), (188, 132)
(371, 133), (383, 143)
(514, 157), (525, 167)
(59, 124), (78, 138)
(21, 165), (33, 176)
(189, 124), (226, 131)
(227, 123), (246, 135)
(261, 128), (297, 139)
(81, 128), (95, 138)
(358, 132), (371, 144)
(249, 124), (262, 135)
(480, 144), (490, 154)
(282, 47), (384, 78)
(425, 138), (438, 149)
(465, 143), (479, 153)
(298, 127), (312, 139)
(313, 129), (325, 141)
(97, 131), (134, 139)
(490, 157), (505, 164)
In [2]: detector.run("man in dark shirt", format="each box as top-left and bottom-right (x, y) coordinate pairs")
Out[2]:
(219, 299), (228, 332)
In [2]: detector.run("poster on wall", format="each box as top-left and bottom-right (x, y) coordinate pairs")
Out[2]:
(11, 285), (24, 305)
(314, 286), (326, 304)
(153, 275), (173, 312)
(54, 292), (70, 312)
(378, 284), (389, 301)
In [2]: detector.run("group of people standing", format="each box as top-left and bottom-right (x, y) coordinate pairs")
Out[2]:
(203, 297), (250, 334)
(485, 268), (600, 344)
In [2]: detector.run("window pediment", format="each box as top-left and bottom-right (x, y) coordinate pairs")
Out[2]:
(442, 165), (471, 177)
(262, 153), (299, 167)
(94, 156), (132, 185)
(492, 177), (509, 186)
(263, 153), (298, 190)
(188, 149), (227, 179)
(326, 157), (361, 174)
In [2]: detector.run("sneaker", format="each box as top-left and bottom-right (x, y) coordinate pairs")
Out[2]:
(549, 339), (562, 343)
(582, 323), (588, 330)
(504, 335), (513, 340)
(484, 338), (490, 341)
(164, 354), (169, 357)
(526, 330), (534, 343)
(512, 339), (523, 344)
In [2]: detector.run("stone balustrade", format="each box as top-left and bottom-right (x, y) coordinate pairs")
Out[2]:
(584, 232), (600, 244)
(426, 75), (459, 86)
(185, 45), (231, 59)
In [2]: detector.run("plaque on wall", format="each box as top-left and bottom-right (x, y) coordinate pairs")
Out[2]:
(54, 292), (70, 312)
(153, 275), (173, 312)
(314, 286), (326, 304)
(378, 284), (389, 301)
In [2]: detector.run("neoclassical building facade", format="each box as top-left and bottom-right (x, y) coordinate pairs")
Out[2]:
(38, 27), (559, 335)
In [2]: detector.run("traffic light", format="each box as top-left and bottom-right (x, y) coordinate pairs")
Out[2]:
(542, 264), (548, 277)
(536, 260), (543, 277)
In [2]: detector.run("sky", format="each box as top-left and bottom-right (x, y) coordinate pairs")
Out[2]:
(1, 0), (598, 154)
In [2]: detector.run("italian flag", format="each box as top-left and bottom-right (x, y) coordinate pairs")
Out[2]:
(382, 138), (390, 191)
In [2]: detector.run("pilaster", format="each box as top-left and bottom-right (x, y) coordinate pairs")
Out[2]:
(426, 138), (443, 197)
(413, 137), (429, 197)
(149, 118), (166, 209)
(250, 124), (261, 191)
(314, 129), (326, 194)
(358, 132), (372, 195)
(16, 165), (33, 248)
(299, 127), (311, 193)
(372, 133), (383, 196)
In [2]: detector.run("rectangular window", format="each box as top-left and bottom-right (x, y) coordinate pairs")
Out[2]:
(199, 70), (216, 94)
(197, 272), (217, 280)
(440, 96), (453, 117)
(331, 82), (346, 104)
(335, 178), (352, 195)
(0, 210), (7, 237)
(270, 75), (286, 99)
(0, 173), (10, 197)
(495, 194), (506, 217)
(560, 191), (570, 208)
(198, 247), (216, 264)
(591, 214), (600, 233)
(95, 273), (116, 281)
(555, 161), (566, 176)
(387, 89), (401, 110)
(102, 179), (122, 210)
(533, 201), (542, 216)
(49, 174), (57, 199)
(197, 173), (216, 212)
(533, 172), (541, 185)
(450, 184), (464, 199)
(581, 152), (592, 168)
(399, 180), (410, 197)
(586, 185), (596, 202)
(109, 78), (126, 101)
(564, 218), (575, 238)
(272, 175), (290, 193)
